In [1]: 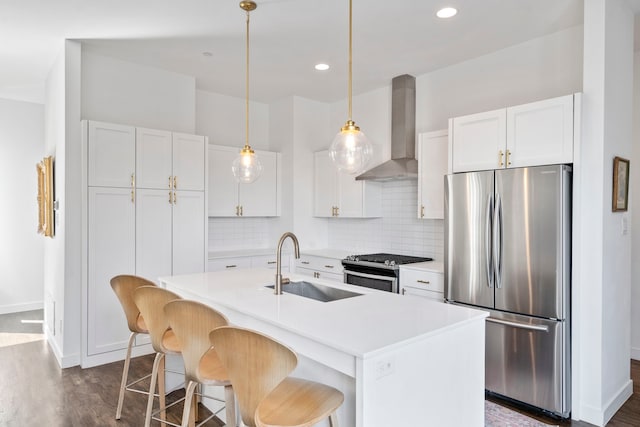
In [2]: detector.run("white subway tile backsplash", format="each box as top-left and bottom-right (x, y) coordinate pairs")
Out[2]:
(208, 217), (272, 251)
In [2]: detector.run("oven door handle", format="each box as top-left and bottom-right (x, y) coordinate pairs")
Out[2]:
(344, 269), (398, 293)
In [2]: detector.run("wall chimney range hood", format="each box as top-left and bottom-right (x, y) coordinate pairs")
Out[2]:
(356, 74), (417, 181)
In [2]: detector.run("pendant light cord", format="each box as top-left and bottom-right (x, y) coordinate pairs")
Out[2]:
(245, 9), (250, 148)
(348, 0), (353, 121)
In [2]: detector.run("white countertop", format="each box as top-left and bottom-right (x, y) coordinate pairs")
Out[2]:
(160, 268), (486, 359)
(400, 260), (444, 273)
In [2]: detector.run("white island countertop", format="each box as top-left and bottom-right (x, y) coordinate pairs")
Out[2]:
(160, 268), (487, 427)
(160, 268), (484, 358)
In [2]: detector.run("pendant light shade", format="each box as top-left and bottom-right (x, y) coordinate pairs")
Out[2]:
(329, 0), (373, 175)
(233, 0), (262, 184)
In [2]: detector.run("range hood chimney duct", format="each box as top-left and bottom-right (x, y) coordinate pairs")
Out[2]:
(356, 74), (417, 181)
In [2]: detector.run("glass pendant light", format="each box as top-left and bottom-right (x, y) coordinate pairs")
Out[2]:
(232, 0), (262, 184)
(329, 0), (373, 175)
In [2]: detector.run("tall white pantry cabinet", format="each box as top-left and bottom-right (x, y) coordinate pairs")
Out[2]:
(82, 120), (207, 367)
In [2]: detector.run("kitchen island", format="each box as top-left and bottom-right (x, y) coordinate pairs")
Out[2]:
(160, 268), (487, 427)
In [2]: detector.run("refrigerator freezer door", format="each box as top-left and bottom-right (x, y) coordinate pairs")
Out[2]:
(494, 165), (570, 319)
(445, 171), (495, 308)
(485, 310), (569, 418)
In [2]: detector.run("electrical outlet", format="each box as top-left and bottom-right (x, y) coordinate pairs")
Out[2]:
(375, 358), (395, 379)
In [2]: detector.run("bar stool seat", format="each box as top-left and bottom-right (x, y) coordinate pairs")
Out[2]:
(110, 274), (157, 420)
(210, 326), (344, 427)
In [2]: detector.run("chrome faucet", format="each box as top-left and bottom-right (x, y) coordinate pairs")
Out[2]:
(275, 232), (300, 295)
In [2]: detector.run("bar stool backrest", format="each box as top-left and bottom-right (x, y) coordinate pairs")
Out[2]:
(133, 286), (181, 353)
(110, 275), (157, 333)
(164, 300), (229, 384)
(209, 326), (298, 427)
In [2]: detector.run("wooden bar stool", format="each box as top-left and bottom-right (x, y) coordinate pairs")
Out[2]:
(164, 300), (235, 427)
(110, 274), (157, 420)
(209, 326), (344, 427)
(133, 286), (183, 427)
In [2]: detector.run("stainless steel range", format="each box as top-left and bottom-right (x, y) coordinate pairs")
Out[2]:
(342, 253), (432, 293)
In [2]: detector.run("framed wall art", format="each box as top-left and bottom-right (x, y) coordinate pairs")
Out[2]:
(37, 156), (54, 237)
(612, 156), (630, 212)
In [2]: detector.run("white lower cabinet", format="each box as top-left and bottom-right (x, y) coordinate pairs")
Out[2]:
(207, 254), (290, 273)
(399, 265), (444, 302)
(295, 255), (344, 282)
(207, 257), (252, 272)
(87, 187), (135, 357)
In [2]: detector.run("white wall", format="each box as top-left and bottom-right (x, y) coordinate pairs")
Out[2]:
(0, 98), (44, 314)
(577, 0), (634, 424)
(631, 51), (640, 361)
(196, 90), (269, 150)
(81, 51), (196, 133)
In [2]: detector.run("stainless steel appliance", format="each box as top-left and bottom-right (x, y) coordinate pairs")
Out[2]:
(445, 164), (571, 418)
(343, 253), (432, 293)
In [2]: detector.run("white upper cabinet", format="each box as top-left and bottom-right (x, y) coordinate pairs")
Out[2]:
(208, 145), (280, 217)
(451, 109), (506, 173)
(451, 94), (578, 173)
(136, 129), (205, 191)
(313, 150), (382, 218)
(418, 130), (448, 219)
(173, 132), (206, 191)
(87, 121), (135, 188)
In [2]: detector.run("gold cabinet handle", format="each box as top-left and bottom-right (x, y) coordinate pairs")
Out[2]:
(173, 176), (177, 189)
(235, 205), (239, 216)
(169, 176), (173, 189)
(498, 150), (504, 167)
(402, 288), (406, 295)
(173, 191), (177, 204)
(169, 191), (173, 204)
(324, 265), (334, 269)
(506, 150), (512, 166)
(226, 264), (237, 269)
(420, 205), (425, 218)
(131, 190), (135, 203)
(301, 261), (310, 265)
(131, 173), (135, 188)
(417, 280), (431, 285)
(267, 261), (277, 265)
(335, 206), (339, 217)
(240, 206), (243, 216)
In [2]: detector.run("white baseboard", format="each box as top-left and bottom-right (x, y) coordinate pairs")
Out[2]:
(44, 329), (80, 369)
(580, 379), (633, 426)
(631, 346), (640, 361)
(0, 301), (44, 315)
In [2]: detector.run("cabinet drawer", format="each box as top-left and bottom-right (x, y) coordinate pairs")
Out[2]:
(400, 269), (444, 292)
(207, 257), (251, 272)
(401, 286), (444, 302)
(251, 254), (289, 271)
(296, 256), (343, 274)
(297, 267), (344, 283)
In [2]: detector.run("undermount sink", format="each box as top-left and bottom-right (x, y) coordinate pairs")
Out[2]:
(265, 281), (362, 302)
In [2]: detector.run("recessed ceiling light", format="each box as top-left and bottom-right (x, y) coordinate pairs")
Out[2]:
(202, 51), (213, 57)
(436, 7), (457, 19)
(315, 63), (330, 71)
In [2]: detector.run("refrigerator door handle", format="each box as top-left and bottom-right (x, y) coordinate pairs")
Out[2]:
(493, 193), (503, 288)
(485, 194), (494, 288)
(486, 317), (549, 332)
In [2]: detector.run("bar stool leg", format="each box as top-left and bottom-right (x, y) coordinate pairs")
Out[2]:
(329, 412), (339, 427)
(181, 381), (198, 427)
(158, 354), (167, 427)
(116, 331), (137, 419)
(224, 384), (236, 427)
(145, 352), (164, 427)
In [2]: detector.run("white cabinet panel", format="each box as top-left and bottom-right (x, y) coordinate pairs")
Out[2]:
(87, 121), (135, 188)
(418, 130), (448, 219)
(251, 254), (288, 271)
(172, 191), (206, 275)
(208, 145), (280, 217)
(173, 133), (206, 191)
(314, 150), (381, 218)
(506, 94), (574, 168)
(135, 189), (172, 285)
(401, 286), (444, 302)
(400, 268), (444, 293)
(451, 94), (578, 173)
(135, 128), (172, 189)
(452, 109), (506, 173)
(295, 255), (344, 283)
(87, 187), (135, 356)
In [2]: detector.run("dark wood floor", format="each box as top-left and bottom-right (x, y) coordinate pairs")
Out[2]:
(1, 311), (639, 426)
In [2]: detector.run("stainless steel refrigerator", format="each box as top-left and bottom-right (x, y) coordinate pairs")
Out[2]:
(444, 164), (571, 418)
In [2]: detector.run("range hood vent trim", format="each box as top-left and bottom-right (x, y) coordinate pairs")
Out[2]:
(356, 74), (417, 181)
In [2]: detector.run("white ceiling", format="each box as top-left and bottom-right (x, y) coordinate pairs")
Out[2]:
(1, 0), (638, 104)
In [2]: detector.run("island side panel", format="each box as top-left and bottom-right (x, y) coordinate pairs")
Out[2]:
(358, 319), (485, 427)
